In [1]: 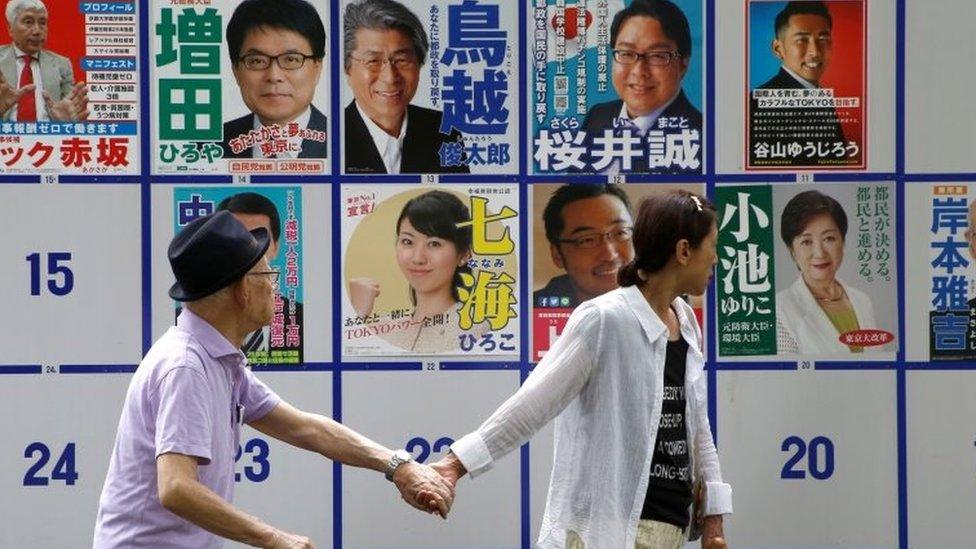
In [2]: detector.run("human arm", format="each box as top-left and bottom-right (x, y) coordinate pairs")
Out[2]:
(157, 452), (312, 548)
(443, 303), (603, 478)
(348, 277), (381, 317)
(248, 400), (453, 517)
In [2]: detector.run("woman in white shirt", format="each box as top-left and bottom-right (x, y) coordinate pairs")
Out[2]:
(429, 190), (731, 549)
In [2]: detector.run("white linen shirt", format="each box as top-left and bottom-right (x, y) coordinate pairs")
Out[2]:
(452, 285), (732, 549)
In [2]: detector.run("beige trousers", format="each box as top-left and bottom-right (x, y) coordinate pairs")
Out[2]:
(566, 519), (684, 549)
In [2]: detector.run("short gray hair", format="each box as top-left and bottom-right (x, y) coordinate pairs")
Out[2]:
(343, 0), (428, 70)
(6, 0), (46, 26)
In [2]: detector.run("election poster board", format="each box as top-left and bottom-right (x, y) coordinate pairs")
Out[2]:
(342, 183), (520, 358)
(0, 0), (138, 175)
(339, 0), (518, 175)
(0, 184), (142, 366)
(528, 0), (704, 175)
(717, 370), (899, 548)
(341, 370), (522, 547)
(530, 182), (705, 362)
(150, 0), (330, 174)
(745, 0), (866, 170)
(715, 183), (897, 360)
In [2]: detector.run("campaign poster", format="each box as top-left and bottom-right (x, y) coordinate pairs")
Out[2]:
(342, 184), (520, 357)
(151, 0), (330, 175)
(173, 187), (305, 365)
(745, 0), (866, 170)
(529, 0), (704, 175)
(531, 182), (704, 361)
(716, 183), (896, 359)
(339, 0), (518, 175)
(926, 184), (976, 361)
(0, 0), (138, 175)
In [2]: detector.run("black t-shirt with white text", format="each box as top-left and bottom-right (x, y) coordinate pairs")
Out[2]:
(641, 335), (693, 528)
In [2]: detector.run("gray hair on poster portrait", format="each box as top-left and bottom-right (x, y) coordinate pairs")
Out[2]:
(342, 0), (429, 71)
(6, 0), (45, 25)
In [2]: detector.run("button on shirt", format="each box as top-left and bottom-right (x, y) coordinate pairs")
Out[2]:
(356, 100), (407, 174)
(451, 286), (732, 549)
(93, 308), (280, 549)
(10, 46), (48, 121)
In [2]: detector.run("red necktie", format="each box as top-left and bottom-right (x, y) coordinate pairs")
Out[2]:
(17, 55), (35, 122)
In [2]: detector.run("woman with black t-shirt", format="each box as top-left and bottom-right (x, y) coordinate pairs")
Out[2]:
(431, 189), (732, 549)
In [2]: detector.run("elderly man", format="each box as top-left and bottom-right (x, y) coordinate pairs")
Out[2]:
(748, 1), (846, 167)
(222, 0), (328, 159)
(0, 0), (88, 121)
(580, 0), (701, 174)
(534, 183), (635, 309)
(94, 211), (452, 548)
(342, 0), (468, 174)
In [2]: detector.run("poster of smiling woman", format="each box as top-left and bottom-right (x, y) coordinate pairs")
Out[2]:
(715, 183), (897, 360)
(341, 183), (520, 357)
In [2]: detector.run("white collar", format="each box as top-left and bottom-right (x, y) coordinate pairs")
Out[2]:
(616, 91), (680, 134)
(356, 100), (407, 143)
(355, 100), (408, 173)
(251, 107), (312, 158)
(13, 45), (36, 61)
(780, 65), (819, 90)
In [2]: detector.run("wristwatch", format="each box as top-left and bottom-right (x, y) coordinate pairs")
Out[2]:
(384, 449), (413, 481)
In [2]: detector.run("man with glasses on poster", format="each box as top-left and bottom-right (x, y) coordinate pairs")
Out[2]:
(342, 0), (468, 174)
(535, 184), (636, 309)
(221, 0), (328, 159)
(580, 0), (701, 174)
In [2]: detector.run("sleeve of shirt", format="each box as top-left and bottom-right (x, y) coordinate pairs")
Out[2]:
(153, 366), (214, 464)
(692, 364), (733, 516)
(239, 368), (281, 424)
(452, 302), (603, 478)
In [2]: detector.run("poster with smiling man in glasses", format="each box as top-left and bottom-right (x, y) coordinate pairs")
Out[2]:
(531, 0), (703, 175)
(151, 0), (329, 174)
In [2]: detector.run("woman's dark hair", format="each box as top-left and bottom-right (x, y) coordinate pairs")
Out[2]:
(780, 190), (848, 248)
(396, 190), (472, 303)
(618, 190), (717, 286)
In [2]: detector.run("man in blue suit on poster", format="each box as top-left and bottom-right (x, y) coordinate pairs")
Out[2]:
(221, 0), (328, 160)
(580, 0), (701, 174)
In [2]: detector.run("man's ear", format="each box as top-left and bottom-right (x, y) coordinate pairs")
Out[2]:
(550, 242), (565, 270)
(231, 278), (249, 308)
(771, 38), (784, 61)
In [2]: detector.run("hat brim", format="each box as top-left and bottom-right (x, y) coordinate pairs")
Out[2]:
(168, 227), (272, 302)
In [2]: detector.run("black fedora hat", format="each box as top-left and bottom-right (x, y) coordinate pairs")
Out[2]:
(168, 210), (271, 302)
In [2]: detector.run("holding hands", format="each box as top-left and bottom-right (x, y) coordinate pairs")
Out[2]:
(391, 459), (456, 519)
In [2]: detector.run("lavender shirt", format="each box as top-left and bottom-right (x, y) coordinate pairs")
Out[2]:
(93, 309), (280, 548)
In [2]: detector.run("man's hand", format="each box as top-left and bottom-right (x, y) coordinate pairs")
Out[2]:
(264, 527), (314, 548)
(348, 277), (380, 317)
(702, 515), (727, 549)
(44, 82), (89, 121)
(392, 461), (455, 518)
(0, 72), (35, 116)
